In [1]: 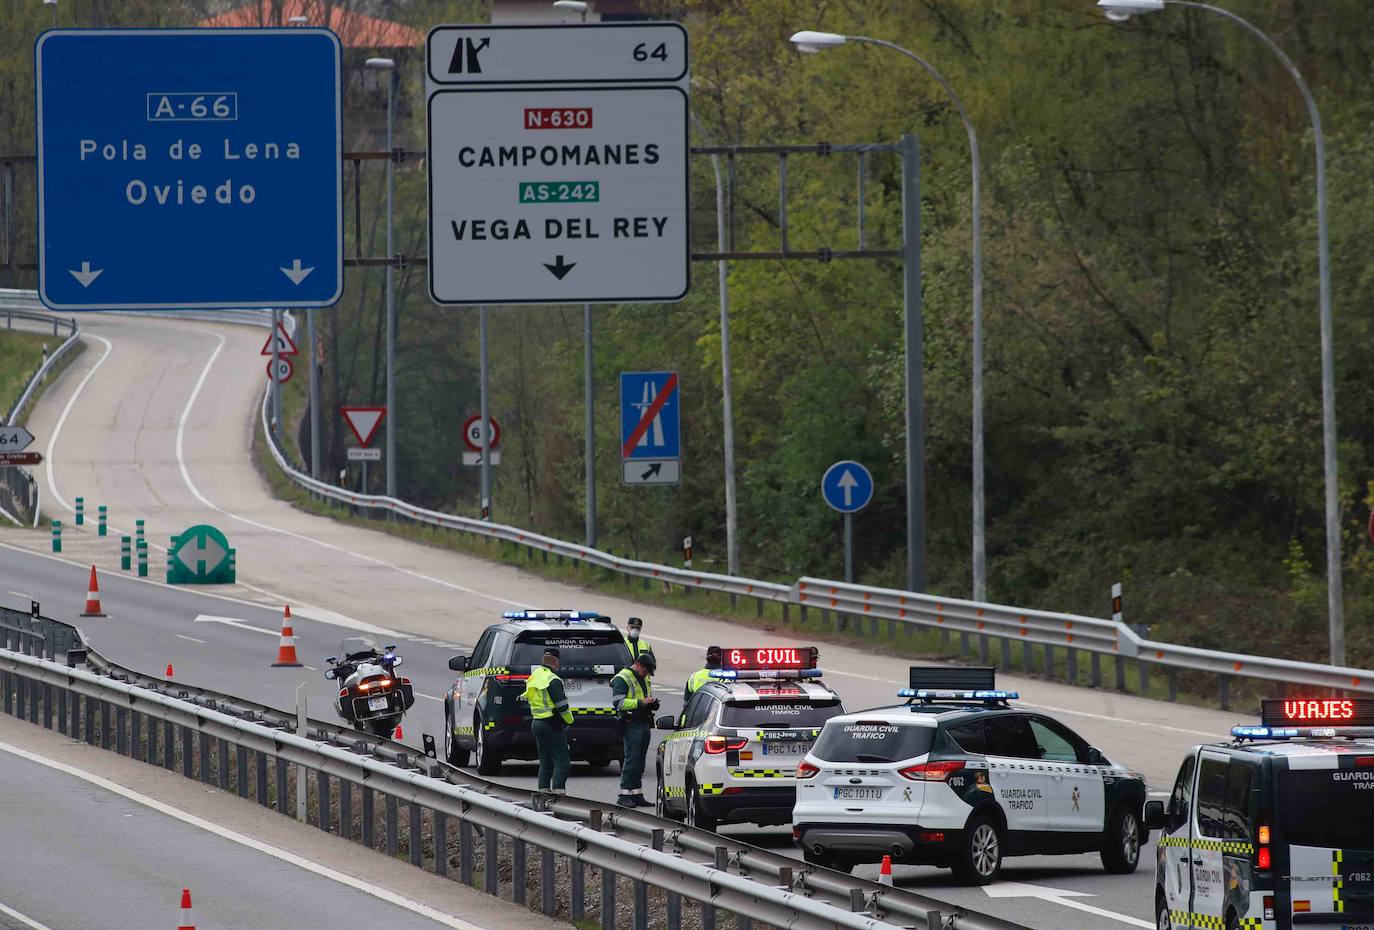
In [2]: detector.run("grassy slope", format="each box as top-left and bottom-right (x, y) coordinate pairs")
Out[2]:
(0, 330), (60, 420)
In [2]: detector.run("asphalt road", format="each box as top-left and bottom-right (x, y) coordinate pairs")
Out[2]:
(0, 310), (1240, 929)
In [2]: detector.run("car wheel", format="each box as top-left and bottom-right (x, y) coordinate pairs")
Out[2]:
(951, 813), (1003, 885)
(1155, 893), (1172, 930)
(654, 772), (676, 821)
(685, 780), (717, 832)
(444, 710), (470, 767)
(1102, 805), (1142, 874)
(474, 714), (501, 775)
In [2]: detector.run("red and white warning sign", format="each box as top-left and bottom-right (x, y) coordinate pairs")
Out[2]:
(342, 406), (387, 447)
(266, 356), (294, 383)
(260, 321), (299, 357)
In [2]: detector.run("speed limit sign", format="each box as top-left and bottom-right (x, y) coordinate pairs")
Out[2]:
(267, 356), (294, 384)
(462, 414), (500, 452)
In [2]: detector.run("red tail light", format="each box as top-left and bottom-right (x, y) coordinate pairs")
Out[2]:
(899, 760), (965, 781)
(1257, 822), (1271, 871)
(704, 736), (748, 754)
(795, 761), (820, 780)
(1257, 847), (1272, 869)
(339, 688), (348, 698)
(494, 674), (529, 682)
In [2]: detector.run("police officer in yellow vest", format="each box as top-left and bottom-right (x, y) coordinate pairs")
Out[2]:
(625, 616), (654, 663)
(612, 651), (658, 807)
(684, 645), (723, 699)
(522, 646), (573, 794)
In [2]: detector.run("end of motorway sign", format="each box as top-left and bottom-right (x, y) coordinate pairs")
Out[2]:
(36, 29), (343, 311)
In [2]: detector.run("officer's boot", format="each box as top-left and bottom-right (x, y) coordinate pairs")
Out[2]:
(616, 793), (637, 807)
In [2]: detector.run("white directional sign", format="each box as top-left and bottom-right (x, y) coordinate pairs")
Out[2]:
(347, 447), (382, 462)
(425, 23), (689, 306)
(0, 427), (35, 454)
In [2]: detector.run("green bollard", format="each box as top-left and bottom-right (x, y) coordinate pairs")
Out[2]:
(120, 536), (131, 571)
(74, 497), (84, 526)
(51, 520), (61, 553)
(97, 505), (107, 537)
(135, 518), (145, 542)
(136, 540), (148, 578)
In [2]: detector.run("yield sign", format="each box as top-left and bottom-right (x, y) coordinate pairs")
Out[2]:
(260, 321), (299, 357)
(342, 406), (386, 447)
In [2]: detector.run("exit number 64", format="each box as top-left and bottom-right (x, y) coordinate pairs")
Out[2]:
(633, 42), (668, 62)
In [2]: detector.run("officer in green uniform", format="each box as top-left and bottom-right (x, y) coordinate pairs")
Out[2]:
(625, 616), (654, 663)
(522, 646), (573, 794)
(678, 645), (723, 726)
(612, 651), (658, 807)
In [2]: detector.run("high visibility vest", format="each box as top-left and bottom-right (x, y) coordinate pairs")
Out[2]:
(685, 667), (713, 696)
(523, 666), (559, 720)
(613, 667), (650, 712)
(627, 636), (654, 661)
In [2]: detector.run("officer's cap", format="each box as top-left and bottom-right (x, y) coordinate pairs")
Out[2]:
(635, 651), (657, 673)
(627, 616), (644, 629)
(543, 647), (560, 660)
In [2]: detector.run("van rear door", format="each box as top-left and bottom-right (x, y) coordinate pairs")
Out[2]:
(1278, 757), (1374, 925)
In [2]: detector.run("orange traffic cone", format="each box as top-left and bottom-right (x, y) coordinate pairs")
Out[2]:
(177, 888), (195, 930)
(393, 724), (404, 740)
(270, 605), (302, 668)
(878, 854), (894, 886)
(80, 564), (105, 617)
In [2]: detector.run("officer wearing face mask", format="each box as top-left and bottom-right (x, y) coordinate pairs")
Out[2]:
(624, 616), (654, 663)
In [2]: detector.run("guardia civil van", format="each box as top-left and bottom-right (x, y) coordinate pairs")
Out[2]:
(792, 667), (1148, 883)
(1147, 697), (1374, 930)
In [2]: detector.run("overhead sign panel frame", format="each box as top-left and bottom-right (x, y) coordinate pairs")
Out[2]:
(35, 28), (344, 311)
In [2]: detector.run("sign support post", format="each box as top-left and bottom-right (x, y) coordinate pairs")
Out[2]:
(585, 303), (596, 548)
(271, 309), (282, 435)
(308, 310), (321, 481)
(844, 513), (854, 584)
(479, 305), (491, 521)
(901, 133), (927, 594)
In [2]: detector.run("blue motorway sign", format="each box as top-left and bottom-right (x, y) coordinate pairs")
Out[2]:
(36, 29), (343, 310)
(620, 371), (680, 485)
(822, 460), (874, 514)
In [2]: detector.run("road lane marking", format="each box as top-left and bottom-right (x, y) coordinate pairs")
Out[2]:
(0, 739), (489, 930)
(192, 614), (280, 637)
(0, 901), (58, 930)
(171, 329), (535, 612)
(417, 693), (444, 702)
(175, 634), (206, 644)
(983, 880), (1152, 928)
(45, 333), (114, 514)
(7, 591), (30, 600)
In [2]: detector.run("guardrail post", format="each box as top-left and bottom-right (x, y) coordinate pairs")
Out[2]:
(409, 802), (422, 865)
(256, 750), (269, 807)
(100, 700), (111, 750)
(540, 845), (554, 915)
(636, 829), (661, 930)
(386, 794), (399, 856)
(959, 631), (970, 657)
(1167, 666), (1178, 702)
(570, 849), (584, 921)
(182, 727), (194, 778)
(600, 868), (616, 930)
(195, 731), (208, 782)
(116, 706), (128, 755)
(129, 709), (141, 758)
(435, 810), (449, 876)
(978, 634), (989, 664)
(319, 770), (332, 831)
(1115, 655), (1126, 692)
(484, 827), (499, 895)
(217, 737), (230, 790)
(926, 910), (944, 928)
(1091, 652), (1102, 688)
(460, 819), (475, 886)
(144, 710), (157, 761)
(42, 682), (52, 730)
(339, 779), (353, 838)
(1044, 644), (1055, 679)
(1023, 641), (1033, 675)
(1219, 675), (1230, 711)
(1067, 647), (1078, 685)
(56, 684), (66, 735)
(84, 695), (95, 745)
(999, 638), (1010, 670)
(362, 786), (374, 847)
(1138, 659), (1150, 696)
(512, 838), (527, 905)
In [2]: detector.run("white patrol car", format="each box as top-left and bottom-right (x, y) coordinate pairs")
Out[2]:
(1146, 697), (1374, 930)
(793, 666), (1148, 883)
(653, 646), (846, 830)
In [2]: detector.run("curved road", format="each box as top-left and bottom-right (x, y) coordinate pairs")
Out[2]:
(0, 312), (1242, 927)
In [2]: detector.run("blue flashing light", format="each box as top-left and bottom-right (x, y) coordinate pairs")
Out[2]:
(502, 609), (602, 621)
(709, 668), (822, 681)
(710, 669), (739, 679)
(900, 689), (1018, 701)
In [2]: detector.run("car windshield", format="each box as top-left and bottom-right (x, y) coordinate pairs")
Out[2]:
(719, 699), (844, 729)
(511, 631), (630, 673)
(811, 719), (935, 763)
(1278, 767), (1374, 850)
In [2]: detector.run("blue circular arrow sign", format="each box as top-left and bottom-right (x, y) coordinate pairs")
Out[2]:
(821, 460), (874, 514)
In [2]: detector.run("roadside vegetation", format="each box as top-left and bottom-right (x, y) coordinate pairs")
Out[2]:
(7, 3), (1374, 671)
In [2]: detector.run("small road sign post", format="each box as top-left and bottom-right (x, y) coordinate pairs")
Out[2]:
(425, 23), (689, 306)
(620, 371), (680, 485)
(168, 524), (234, 585)
(822, 460), (874, 583)
(461, 414), (501, 466)
(342, 406), (386, 494)
(35, 30), (343, 311)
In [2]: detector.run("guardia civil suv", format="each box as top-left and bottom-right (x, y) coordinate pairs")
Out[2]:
(654, 645), (845, 830)
(443, 610), (631, 774)
(792, 667), (1148, 883)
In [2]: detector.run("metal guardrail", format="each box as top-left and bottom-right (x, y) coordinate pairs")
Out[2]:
(0, 608), (1028, 930)
(260, 375), (1374, 707)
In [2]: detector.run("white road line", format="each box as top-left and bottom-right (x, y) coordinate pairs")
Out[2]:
(0, 738), (488, 930)
(45, 333), (113, 514)
(0, 900), (58, 930)
(1036, 896), (1152, 928)
(7, 591), (30, 600)
(416, 693), (444, 702)
(174, 634), (206, 644)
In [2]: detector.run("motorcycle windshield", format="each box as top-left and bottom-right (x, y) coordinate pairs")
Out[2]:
(341, 635), (381, 658)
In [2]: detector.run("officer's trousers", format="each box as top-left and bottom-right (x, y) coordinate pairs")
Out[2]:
(532, 717), (570, 791)
(620, 722), (650, 792)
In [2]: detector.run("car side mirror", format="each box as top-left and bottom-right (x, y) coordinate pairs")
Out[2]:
(1143, 800), (1165, 830)
(654, 715), (677, 730)
(1084, 746), (1103, 765)
(448, 655), (469, 672)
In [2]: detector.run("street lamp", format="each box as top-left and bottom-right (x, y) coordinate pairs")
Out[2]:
(42, 0), (56, 27)
(790, 29), (987, 601)
(552, 0), (588, 21)
(365, 57), (399, 499)
(1097, 0), (1346, 665)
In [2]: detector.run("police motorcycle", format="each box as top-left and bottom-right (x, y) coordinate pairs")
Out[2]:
(325, 636), (416, 738)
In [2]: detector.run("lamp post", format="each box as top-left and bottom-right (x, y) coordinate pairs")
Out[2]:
(792, 30), (983, 598)
(43, 0), (56, 28)
(289, 14), (320, 478)
(1097, 0), (1345, 665)
(365, 57), (398, 500)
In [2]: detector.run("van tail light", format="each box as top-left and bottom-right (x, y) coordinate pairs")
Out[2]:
(1257, 822), (1271, 871)
(899, 760), (966, 781)
(795, 761), (820, 780)
(1256, 847), (1271, 869)
(704, 736), (748, 755)
(1257, 825), (1270, 844)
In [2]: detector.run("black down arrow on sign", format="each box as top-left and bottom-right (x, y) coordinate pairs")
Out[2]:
(543, 255), (577, 280)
